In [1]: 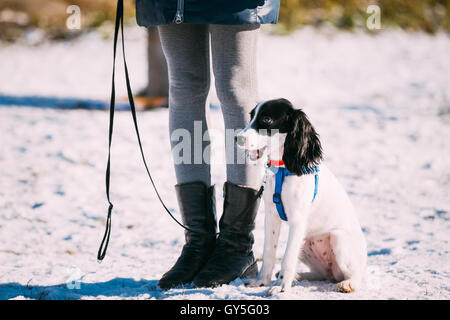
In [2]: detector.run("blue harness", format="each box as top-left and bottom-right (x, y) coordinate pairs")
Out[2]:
(267, 163), (319, 221)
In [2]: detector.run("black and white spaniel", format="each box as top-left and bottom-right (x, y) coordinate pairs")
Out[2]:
(236, 98), (367, 295)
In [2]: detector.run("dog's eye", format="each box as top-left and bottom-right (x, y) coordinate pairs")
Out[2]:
(261, 116), (273, 125)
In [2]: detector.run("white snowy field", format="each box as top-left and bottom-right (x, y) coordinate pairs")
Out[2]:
(0, 26), (449, 300)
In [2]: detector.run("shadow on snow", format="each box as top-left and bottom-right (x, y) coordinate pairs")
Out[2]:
(0, 278), (222, 300)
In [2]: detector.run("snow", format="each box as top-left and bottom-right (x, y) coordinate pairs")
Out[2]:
(0, 26), (449, 300)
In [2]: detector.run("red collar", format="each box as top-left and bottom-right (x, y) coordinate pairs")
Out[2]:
(267, 160), (285, 167)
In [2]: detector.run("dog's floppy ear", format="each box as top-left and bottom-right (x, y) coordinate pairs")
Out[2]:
(282, 109), (323, 175)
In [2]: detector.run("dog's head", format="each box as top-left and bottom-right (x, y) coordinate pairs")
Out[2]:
(236, 98), (323, 175)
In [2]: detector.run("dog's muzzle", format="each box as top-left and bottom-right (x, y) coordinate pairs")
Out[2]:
(236, 130), (267, 161)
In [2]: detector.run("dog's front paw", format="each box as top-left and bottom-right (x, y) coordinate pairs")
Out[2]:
(245, 277), (270, 288)
(267, 278), (293, 296)
(267, 285), (284, 296)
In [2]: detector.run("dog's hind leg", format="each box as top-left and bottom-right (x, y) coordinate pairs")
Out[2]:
(329, 230), (366, 293)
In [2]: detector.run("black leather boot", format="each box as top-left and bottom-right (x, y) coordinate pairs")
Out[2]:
(193, 181), (261, 288)
(158, 181), (217, 289)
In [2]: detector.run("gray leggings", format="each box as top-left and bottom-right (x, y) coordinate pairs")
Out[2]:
(158, 24), (261, 188)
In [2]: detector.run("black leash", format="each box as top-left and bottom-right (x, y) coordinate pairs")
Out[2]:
(97, 0), (263, 262)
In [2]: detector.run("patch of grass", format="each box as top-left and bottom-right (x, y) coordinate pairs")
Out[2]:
(279, 0), (450, 34)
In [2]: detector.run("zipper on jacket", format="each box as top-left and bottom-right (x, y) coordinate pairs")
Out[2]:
(174, 0), (184, 24)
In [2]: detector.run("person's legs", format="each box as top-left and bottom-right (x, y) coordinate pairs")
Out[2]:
(210, 24), (262, 189)
(193, 24), (262, 288)
(157, 24), (216, 289)
(158, 23), (211, 186)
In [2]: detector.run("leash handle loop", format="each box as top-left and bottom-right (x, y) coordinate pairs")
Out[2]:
(97, 0), (123, 262)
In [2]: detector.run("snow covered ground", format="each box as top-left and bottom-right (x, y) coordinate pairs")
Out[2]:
(0, 26), (449, 300)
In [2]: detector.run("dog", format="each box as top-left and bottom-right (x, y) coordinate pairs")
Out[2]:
(236, 98), (367, 295)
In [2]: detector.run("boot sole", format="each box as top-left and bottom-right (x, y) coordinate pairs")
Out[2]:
(193, 261), (258, 288)
(241, 261), (258, 279)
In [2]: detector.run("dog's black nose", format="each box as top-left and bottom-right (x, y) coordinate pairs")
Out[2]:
(235, 135), (246, 147)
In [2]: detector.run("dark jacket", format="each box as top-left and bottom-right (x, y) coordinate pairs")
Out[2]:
(136, 0), (280, 26)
